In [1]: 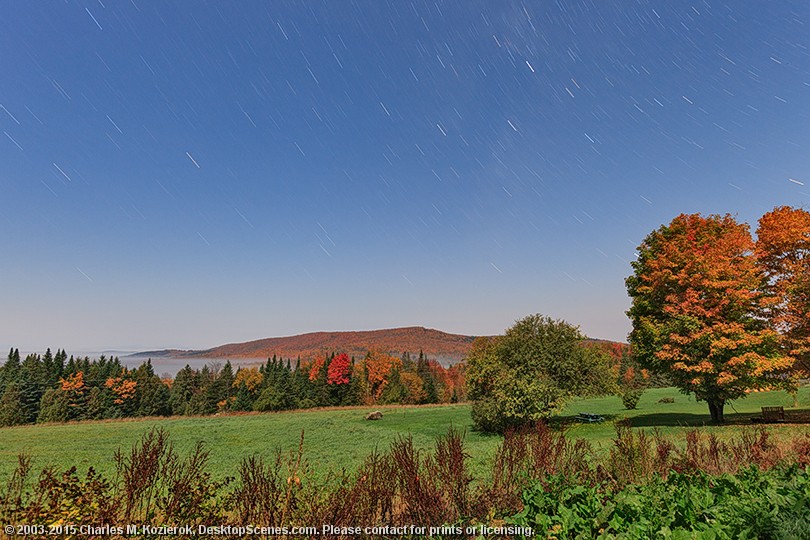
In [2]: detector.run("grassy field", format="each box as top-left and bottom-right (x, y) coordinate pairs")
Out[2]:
(1, 386), (808, 483)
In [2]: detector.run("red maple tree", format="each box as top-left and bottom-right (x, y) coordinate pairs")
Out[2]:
(327, 353), (351, 385)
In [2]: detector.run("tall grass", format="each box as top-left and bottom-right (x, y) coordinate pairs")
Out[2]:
(2, 424), (809, 538)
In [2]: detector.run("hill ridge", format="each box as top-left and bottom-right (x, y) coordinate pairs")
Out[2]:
(133, 326), (625, 366)
(133, 326), (481, 365)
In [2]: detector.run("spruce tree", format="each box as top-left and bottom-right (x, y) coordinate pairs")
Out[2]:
(0, 348), (21, 395)
(19, 353), (47, 423)
(84, 386), (112, 420)
(37, 388), (70, 423)
(232, 383), (254, 411)
(417, 354), (439, 404)
(217, 361), (235, 408)
(134, 360), (170, 417)
(169, 365), (197, 415)
(380, 368), (407, 404)
(0, 383), (27, 426)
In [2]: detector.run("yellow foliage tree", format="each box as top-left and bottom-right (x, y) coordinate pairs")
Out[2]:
(233, 367), (263, 392)
(400, 371), (426, 404)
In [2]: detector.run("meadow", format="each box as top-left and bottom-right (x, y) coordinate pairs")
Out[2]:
(1, 386), (808, 484)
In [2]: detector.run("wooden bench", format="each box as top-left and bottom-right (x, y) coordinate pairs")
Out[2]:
(759, 406), (785, 423)
(576, 413), (604, 423)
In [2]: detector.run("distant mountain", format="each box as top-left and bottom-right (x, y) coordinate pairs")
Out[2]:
(133, 326), (627, 366)
(133, 326), (481, 365)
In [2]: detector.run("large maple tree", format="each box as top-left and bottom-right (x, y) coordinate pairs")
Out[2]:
(626, 213), (792, 423)
(756, 206), (810, 374)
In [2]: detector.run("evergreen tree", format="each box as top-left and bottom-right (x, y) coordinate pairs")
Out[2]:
(37, 388), (70, 423)
(231, 383), (254, 411)
(134, 360), (170, 417)
(185, 364), (219, 415)
(40, 348), (67, 385)
(311, 356), (332, 407)
(54, 349), (67, 378)
(254, 358), (297, 411)
(65, 356), (77, 376)
(169, 365), (197, 415)
(401, 351), (414, 371)
(215, 361), (235, 409)
(0, 383), (27, 426)
(292, 360), (314, 409)
(84, 386), (113, 420)
(42, 348), (56, 385)
(416, 353), (439, 404)
(0, 348), (21, 395)
(341, 357), (363, 406)
(18, 354), (46, 423)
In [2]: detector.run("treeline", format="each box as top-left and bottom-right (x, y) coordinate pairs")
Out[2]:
(0, 348), (169, 426)
(0, 348), (466, 427)
(158, 350), (465, 416)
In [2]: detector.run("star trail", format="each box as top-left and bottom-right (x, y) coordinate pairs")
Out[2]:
(1, 1), (809, 351)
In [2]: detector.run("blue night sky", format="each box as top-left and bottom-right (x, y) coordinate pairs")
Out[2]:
(2, 1), (809, 352)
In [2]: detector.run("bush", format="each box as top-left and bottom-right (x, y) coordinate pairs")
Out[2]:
(466, 314), (616, 433)
(512, 465), (810, 539)
(621, 389), (643, 410)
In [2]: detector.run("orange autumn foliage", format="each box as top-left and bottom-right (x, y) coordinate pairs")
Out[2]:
(59, 372), (85, 392)
(105, 377), (137, 405)
(308, 356), (326, 381)
(365, 351), (402, 400)
(59, 372), (87, 408)
(443, 362), (466, 402)
(756, 206), (810, 374)
(627, 213), (793, 422)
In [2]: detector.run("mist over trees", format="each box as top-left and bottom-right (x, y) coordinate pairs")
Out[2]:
(0, 347), (465, 427)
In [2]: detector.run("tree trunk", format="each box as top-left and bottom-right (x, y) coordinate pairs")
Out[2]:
(708, 398), (725, 423)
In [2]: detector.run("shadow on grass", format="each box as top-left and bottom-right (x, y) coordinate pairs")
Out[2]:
(552, 414), (621, 428)
(555, 408), (810, 428)
(631, 407), (810, 427)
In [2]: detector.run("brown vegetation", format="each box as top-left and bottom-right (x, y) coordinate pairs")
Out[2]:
(139, 326), (624, 366)
(2, 424), (809, 538)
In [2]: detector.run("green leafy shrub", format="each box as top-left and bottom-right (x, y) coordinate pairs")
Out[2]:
(621, 389), (643, 410)
(512, 465), (810, 539)
(467, 314), (616, 433)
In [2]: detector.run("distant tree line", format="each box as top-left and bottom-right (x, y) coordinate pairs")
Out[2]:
(0, 348), (169, 426)
(0, 347), (466, 427)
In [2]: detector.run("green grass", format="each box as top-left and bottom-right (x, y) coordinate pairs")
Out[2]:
(558, 385), (810, 445)
(0, 404), (501, 483)
(1, 387), (808, 484)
